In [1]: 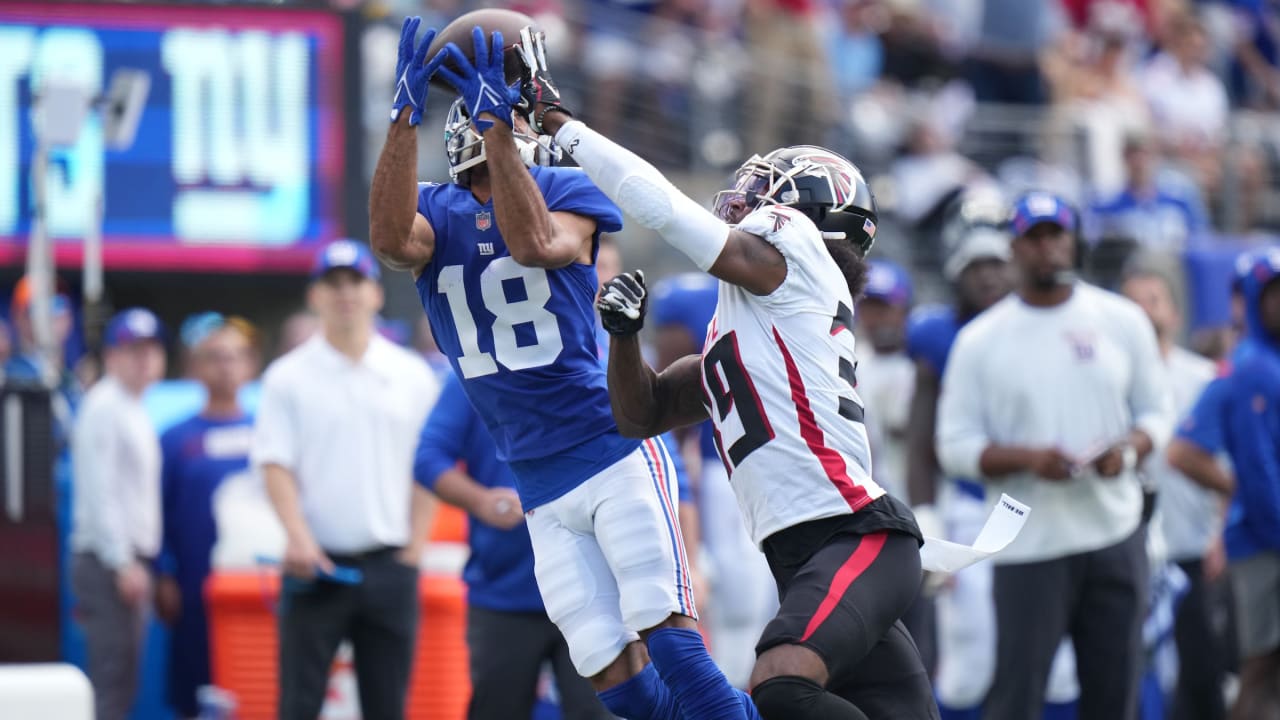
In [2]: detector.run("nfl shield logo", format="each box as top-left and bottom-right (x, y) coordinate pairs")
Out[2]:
(475, 211), (492, 231)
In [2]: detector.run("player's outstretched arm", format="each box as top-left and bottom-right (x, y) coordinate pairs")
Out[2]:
(369, 17), (441, 273)
(599, 272), (710, 437)
(432, 29), (591, 268)
(516, 29), (786, 294)
(543, 112), (786, 295)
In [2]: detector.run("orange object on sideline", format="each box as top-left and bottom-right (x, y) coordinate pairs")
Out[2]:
(429, 502), (468, 544)
(207, 571), (470, 719)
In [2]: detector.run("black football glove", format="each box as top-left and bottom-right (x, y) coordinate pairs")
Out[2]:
(597, 270), (647, 336)
(514, 26), (572, 133)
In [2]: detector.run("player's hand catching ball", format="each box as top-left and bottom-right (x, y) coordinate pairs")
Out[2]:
(431, 27), (522, 133)
(598, 271), (648, 336)
(514, 26), (572, 134)
(391, 17), (444, 126)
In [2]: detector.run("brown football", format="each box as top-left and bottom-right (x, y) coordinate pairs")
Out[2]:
(426, 9), (538, 93)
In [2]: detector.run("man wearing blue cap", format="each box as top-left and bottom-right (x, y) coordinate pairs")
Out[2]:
(251, 240), (439, 720)
(70, 307), (167, 720)
(936, 192), (1174, 720)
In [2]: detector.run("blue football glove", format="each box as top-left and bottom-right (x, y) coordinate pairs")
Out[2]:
(430, 27), (521, 133)
(391, 17), (442, 126)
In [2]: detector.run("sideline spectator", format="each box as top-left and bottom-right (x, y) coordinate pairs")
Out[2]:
(1140, 10), (1267, 229)
(1167, 247), (1280, 720)
(1120, 267), (1226, 720)
(964, 0), (1065, 104)
(1143, 12), (1230, 149)
(415, 373), (613, 720)
(937, 192), (1173, 720)
(5, 276), (75, 384)
(153, 314), (258, 719)
(743, 0), (837, 150)
(1090, 133), (1208, 252)
(856, 259), (915, 500)
(251, 241), (439, 720)
(70, 308), (167, 720)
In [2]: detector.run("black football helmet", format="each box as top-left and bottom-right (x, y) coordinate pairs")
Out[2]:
(712, 145), (878, 255)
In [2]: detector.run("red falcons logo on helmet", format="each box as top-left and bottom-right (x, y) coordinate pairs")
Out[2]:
(791, 150), (860, 209)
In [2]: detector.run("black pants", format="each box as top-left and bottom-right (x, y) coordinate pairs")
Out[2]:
(986, 527), (1148, 720)
(757, 522), (938, 719)
(466, 605), (612, 720)
(1171, 558), (1228, 720)
(278, 548), (419, 720)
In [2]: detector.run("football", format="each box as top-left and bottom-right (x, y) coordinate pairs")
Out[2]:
(426, 9), (538, 93)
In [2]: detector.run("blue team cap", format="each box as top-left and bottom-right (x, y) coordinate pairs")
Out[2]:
(1010, 191), (1076, 236)
(311, 240), (381, 281)
(863, 260), (913, 306)
(104, 307), (164, 348)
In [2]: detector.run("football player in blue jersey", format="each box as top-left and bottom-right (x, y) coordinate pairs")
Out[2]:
(369, 17), (743, 720)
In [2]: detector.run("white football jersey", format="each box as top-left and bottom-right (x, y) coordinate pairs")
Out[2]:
(699, 205), (884, 545)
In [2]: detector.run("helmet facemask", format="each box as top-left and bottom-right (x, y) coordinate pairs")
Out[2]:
(444, 98), (562, 184)
(712, 155), (799, 224)
(713, 146), (877, 256)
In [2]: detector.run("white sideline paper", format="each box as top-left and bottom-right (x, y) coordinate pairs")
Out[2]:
(919, 493), (1030, 573)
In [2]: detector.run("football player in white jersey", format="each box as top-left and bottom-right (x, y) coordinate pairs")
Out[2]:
(515, 29), (937, 720)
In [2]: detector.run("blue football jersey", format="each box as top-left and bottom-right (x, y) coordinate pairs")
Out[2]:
(650, 273), (720, 460)
(415, 165), (635, 509)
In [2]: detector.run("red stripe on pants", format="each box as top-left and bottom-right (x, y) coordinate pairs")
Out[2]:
(800, 531), (888, 642)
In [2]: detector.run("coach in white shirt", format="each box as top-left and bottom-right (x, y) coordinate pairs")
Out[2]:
(70, 307), (166, 720)
(252, 240), (439, 720)
(936, 192), (1174, 720)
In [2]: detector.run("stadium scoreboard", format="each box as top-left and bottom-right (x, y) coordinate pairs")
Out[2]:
(0, 2), (347, 273)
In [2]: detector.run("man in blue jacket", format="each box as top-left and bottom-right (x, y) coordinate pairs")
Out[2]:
(1167, 246), (1280, 720)
(414, 373), (613, 720)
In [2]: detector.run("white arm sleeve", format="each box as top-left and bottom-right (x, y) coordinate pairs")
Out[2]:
(935, 329), (990, 480)
(555, 120), (729, 271)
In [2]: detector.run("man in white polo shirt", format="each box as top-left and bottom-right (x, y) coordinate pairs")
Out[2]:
(936, 192), (1174, 720)
(252, 240), (439, 720)
(70, 307), (166, 720)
